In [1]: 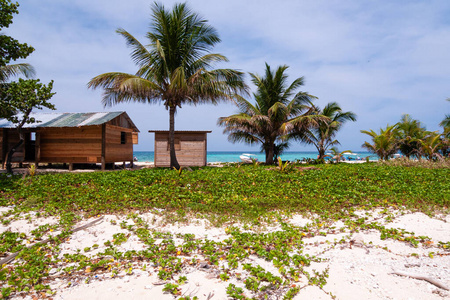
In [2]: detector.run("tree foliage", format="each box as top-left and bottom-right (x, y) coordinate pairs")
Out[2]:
(361, 110), (449, 161)
(0, 0), (34, 66)
(361, 125), (399, 161)
(328, 147), (352, 163)
(88, 2), (246, 169)
(395, 114), (427, 159)
(3, 79), (55, 173)
(218, 63), (320, 165)
(300, 102), (356, 160)
(0, 0), (36, 119)
(440, 98), (450, 129)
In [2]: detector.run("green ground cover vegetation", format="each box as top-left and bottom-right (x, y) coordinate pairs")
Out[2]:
(1, 163), (449, 222)
(1, 163), (449, 298)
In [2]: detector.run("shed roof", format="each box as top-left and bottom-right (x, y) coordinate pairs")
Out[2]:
(148, 130), (212, 134)
(0, 112), (139, 132)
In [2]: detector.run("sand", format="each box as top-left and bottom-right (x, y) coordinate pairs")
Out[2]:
(1, 208), (449, 300)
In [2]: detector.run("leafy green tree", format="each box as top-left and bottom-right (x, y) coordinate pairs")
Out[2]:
(361, 125), (398, 161)
(395, 114), (427, 159)
(2, 79), (55, 173)
(218, 63), (320, 164)
(0, 0), (34, 66)
(0, 0), (36, 118)
(88, 2), (246, 169)
(1, 63), (36, 118)
(300, 102), (356, 160)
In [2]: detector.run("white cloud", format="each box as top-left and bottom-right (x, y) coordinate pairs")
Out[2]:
(4, 0), (450, 151)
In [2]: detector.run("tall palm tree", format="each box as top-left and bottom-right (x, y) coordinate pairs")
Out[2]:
(300, 102), (356, 160)
(361, 125), (398, 161)
(88, 2), (247, 169)
(395, 114), (427, 159)
(218, 63), (320, 165)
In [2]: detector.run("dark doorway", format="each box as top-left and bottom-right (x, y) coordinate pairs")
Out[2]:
(24, 132), (36, 161)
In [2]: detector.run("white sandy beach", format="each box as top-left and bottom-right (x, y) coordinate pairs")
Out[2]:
(1, 206), (449, 300)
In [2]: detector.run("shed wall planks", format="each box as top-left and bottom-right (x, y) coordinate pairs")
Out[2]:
(153, 132), (208, 167)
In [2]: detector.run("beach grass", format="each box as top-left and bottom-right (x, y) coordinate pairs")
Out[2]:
(1, 163), (449, 223)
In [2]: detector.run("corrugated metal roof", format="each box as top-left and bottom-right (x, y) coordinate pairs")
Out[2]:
(148, 130), (212, 133)
(0, 112), (135, 130)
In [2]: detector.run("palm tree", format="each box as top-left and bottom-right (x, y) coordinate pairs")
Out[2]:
(300, 102), (356, 160)
(328, 147), (352, 163)
(361, 125), (399, 160)
(419, 131), (444, 161)
(439, 98), (450, 129)
(395, 114), (427, 159)
(88, 2), (247, 169)
(0, 63), (35, 83)
(218, 63), (320, 165)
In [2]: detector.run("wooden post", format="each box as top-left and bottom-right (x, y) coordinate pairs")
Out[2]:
(154, 133), (158, 167)
(1, 129), (7, 169)
(101, 124), (106, 171)
(69, 163), (73, 171)
(204, 132), (207, 166)
(122, 161), (125, 169)
(35, 131), (40, 168)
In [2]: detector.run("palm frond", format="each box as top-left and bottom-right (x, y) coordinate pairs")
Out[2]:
(0, 63), (35, 82)
(116, 28), (152, 68)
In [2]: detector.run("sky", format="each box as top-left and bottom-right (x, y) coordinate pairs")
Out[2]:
(5, 0), (450, 151)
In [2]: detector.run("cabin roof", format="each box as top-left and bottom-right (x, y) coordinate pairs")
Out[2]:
(148, 130), (212, 134)
(0, 112), (139, 132)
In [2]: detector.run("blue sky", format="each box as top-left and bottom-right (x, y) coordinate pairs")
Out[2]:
(6, 0), (450, 151)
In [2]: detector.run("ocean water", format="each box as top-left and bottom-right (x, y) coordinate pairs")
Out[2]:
(133, 151), (374, 163)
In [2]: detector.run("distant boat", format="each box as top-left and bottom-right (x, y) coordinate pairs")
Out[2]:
(240, 153), (258, 163)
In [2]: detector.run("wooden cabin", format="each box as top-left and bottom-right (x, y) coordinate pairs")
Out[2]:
(149, 130), (211, 167)
(0, 112), (139, 170)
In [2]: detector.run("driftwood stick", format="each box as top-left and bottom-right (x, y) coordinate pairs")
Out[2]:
(0, 216), (104, 266)
(391, 269), (449, 291)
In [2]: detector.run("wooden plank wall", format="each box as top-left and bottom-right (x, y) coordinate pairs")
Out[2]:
(154, 132), (207, 167)
(104, 124), (133, 163)
(0, 129), (25, 163)
(132, 132), (138, 144)
(38, 126), (102, 163)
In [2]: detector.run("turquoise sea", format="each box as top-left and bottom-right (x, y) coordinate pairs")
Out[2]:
(133, 151), (374, 163)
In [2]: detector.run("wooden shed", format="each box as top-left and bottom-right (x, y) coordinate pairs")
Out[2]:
(149, 130), (211, 167)
(0, 112), (139, 170)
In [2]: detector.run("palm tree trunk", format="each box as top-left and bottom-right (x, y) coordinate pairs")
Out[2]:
(265, 143), (274, 165)
(169, 105), (180, 170)
(318, 148), (325, 160)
